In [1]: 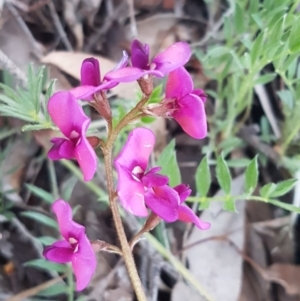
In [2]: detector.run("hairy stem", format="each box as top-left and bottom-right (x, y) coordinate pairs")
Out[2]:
(103, 147), (148, 301)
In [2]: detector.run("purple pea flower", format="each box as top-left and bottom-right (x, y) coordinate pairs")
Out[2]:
(163, 66), (207, 139)
(71, 52), (129, 100)
(104, 40), (191, 83)
(145, 184), (210, 229)
(43, 200), (96, 291)
(48, 91), (97, 181)
(114, 127), (210, 229)
(114, 127), (168, 216)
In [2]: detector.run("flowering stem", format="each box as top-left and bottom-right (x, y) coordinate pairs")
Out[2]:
(103, 147), (148, 301)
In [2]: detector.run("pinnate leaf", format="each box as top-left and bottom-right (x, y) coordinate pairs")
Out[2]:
(216, 154), (232, 195)
(195, 156), (211, 197)
(245, 156), (258, 194)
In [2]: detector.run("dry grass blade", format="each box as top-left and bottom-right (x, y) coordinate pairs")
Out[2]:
(6, 276), (65, 301)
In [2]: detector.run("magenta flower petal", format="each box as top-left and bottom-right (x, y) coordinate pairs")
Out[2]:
(70, 81), (116, 100)
(145, 186), (179, 222)
(48, 138), (66, 160)
(193, 89), (207, 102)
(75, 120), (97, 181)
(114, 51), (129, 70)
(131, 40), (150, 70)
(114, 165), (148, 216)
(52, 200), (84, 240)
(115, 127), (155, 172)
(81, 58), (101, 86)
(177, 205), (211, 230)
(173, 94), (207, 139)
(105, 67), (147, 82)
(48, 91), (88, 137)
(165, 66), (193, 99)
(142, 172), (169, 188)
(72, 233), (97, 291)
(173, 184), (191, 204)
(58, 140), (76, 159)
(152, 42), (191, 76)
(43, 240), (74, 263)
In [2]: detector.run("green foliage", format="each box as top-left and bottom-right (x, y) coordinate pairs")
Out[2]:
(0, 65), (55, 130)
(24, 259), (66, 273)
(245, 156), (259, 194)
(195, 156), (211, 197)
(25, 184), (55, 204)
(216, 153), (232, 195)
(157, 139), (181, 186)
(21, 211), (57, 229)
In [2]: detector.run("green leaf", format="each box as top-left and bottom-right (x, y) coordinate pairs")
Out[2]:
(254, 73), (277, 85)
(288, 17), (300, 53)
(245, 156), (259, 194)
(21, 211), (57, 229)
(148, 84), (163, 104)
(269, 179), (297, 197)
(199, 197), (210, 210)
(195, 156), (211, 197)
(216, 154), (232, 195)
(277, 90), (294, 110)
(157, 139), (181, 186)
(267, 199), (300, 213)
(37, 283), (67, 297)
(268, 15), (285, 47)
(260, 183), (276, 198)
(251, 31), (264, 66)
(234, 3), (245, 34)
(36, 236), (57, 245)
(223, 196), (236, 212)
(25, 184), (54, 204)
(24, 259), (66, 273)
(22, 124), (48, 132)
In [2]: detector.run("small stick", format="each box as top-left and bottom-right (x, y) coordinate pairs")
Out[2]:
(48, 0), (73, 51)
(0, 49), (27, 87)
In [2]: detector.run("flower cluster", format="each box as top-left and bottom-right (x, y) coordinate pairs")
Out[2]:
(114, 127), (210, 229)
(44, 39), (210, 291)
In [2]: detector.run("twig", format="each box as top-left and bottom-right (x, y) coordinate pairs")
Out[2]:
(191, 6), (234, 47)
(254, 83), (281, 139)
(83, 1), (128, 52)
(0, 50), (27, 87)
(6, 2), (42, 57)
(48, 0), (73, 51)
(127, 0), (138, 38)
(6, 275), (65, 301)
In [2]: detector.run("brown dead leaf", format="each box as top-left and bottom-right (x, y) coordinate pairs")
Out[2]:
(41, 51), (138, 100)
(183, 174), (246, 301)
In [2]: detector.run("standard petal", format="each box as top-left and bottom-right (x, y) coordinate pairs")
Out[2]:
(72, 233), (97, 291)
(48, 91), (88, 137)
(131, 40), (150, 70)
(173, 184), (191, 203)
(104, 67), (147, 82)
(173, 94), (207, 139)
(43, 240), (73, 263)
(115, 164), (148, 216)
(81, 58), (101, 87)
(177, 205), (211, 230)
(75, 120), (97, 182)
(52, 200), (85, 240)
(165, 67), (193, 99)
(145, 187), (179, 222)
(152, 42), (191, 76)
(114, 127), (155, 172)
